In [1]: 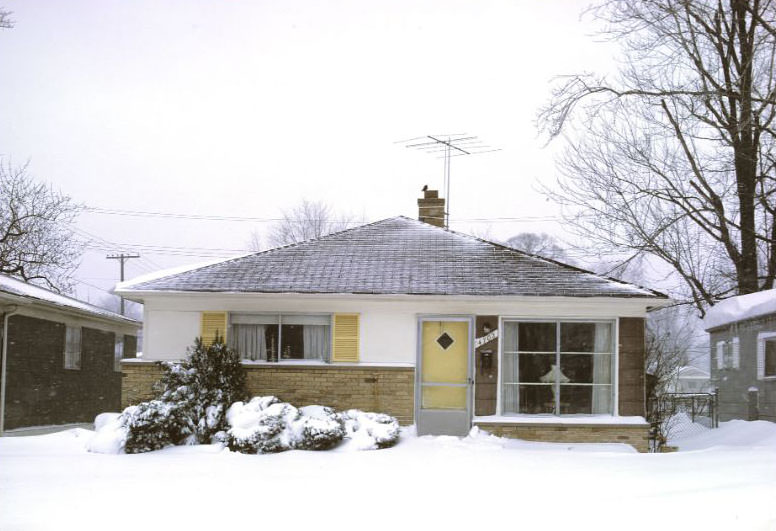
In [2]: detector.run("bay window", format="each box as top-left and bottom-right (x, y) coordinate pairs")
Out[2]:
(502, 320), (614, 415)
(229, 314), (331, 362)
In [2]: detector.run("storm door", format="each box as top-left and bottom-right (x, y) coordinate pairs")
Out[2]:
(416, 318), (473, 436)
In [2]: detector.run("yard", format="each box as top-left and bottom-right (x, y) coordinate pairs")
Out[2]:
(1, 421), (775, 531)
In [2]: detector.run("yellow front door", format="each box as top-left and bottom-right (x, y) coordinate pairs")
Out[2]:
(420, 320), (470, 410)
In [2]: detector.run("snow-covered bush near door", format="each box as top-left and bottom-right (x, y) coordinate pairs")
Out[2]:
(225, 397), (345, 453)
(337, 409), (400, 450)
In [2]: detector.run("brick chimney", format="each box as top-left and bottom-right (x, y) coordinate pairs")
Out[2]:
(418, 189), (445, 228)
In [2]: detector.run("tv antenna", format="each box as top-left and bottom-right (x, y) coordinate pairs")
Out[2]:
(396, 133), (499, 228)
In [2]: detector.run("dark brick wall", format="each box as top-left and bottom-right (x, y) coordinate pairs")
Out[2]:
(474, 315), (498, 415)
(618, 317), (646, 416)
(4, 314), (136, 429)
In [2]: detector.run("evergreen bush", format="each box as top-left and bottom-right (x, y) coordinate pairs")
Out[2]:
(122, 335), (246, 453)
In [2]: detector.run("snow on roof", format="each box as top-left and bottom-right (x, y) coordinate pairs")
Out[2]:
(0, 274), (139, 325)
(116, 254), (250, 291)
(674, 366), (710, 380)
(116, 216), (668, 300)
(703, 289), (776, 331)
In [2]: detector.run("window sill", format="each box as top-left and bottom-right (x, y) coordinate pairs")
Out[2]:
(239, 360), (414, 369)
(473, 414), (648, 426)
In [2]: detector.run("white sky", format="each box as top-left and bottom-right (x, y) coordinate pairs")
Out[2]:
(0, 0), (620, 304)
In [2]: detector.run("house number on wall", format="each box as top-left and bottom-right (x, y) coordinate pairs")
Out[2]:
(474, 329), (498, 349)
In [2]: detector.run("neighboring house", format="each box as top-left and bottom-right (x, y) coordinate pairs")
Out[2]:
(666, 366), (712, 394)
(703, 289), (776, 422)
(0, 274), (141, 432)
(116, 190), (669, 451)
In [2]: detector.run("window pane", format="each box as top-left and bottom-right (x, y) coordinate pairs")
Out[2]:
(503, 322), (518, 352)
(519, 353), (555, 383)
(560, 354), (611, 384)
(561, 322), (612, 353)
(279, 324), (331, 360)
(560, 385), (612, 414)
(518, 322), (556, 352)
(114, 336), (124, 371)
(502, 352), (518, 384)
(265, 324), (280, 361)
(766, 340), (776, 377)
(518, 384), (554, 414)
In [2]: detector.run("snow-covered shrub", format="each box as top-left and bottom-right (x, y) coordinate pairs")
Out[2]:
(104, 336), (247, 454)
(123, 400), (191, 453)
(87, 413), (128, 454)
(155, 337), (247, 443)
(294, 406), (346, 451)
(338, 409), (400, 450)
(226, 398), (346, 453)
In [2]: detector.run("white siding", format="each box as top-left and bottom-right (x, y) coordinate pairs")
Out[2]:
(139, 294), (653, 362)
(144, 310), (200, 360)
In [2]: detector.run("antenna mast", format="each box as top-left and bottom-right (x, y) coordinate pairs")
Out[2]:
(397, 133), (499, 228)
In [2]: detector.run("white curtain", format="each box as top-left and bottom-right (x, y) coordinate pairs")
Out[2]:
(232, 324), (267, 361)
(592, 323), (612, 414)
(502, 323), (519, 413)
(303, 325), (330, 361)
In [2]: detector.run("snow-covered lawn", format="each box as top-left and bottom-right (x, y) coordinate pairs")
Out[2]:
(2, 421), (776, 531)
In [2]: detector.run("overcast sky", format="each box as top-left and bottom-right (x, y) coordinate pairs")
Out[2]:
(0, 0), (620, 305)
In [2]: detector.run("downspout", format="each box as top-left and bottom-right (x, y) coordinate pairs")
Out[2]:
(0, 305), (19, 436)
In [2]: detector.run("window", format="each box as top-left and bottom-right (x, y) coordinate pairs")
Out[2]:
(716, 338), (740, 370)
(502, 321), (613, 415)
(114, 334), (124, 371)
(765, 339), (776, 377)
(758, 333), (776, 379)
(64, 326), (82, 370)
(229, 314), (331, 362)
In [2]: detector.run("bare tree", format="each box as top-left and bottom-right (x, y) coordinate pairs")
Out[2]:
(0, 160), (83, 292)
(539, 0), (776, 314)
(246, 230), (262, 253)
(0, 8), (13, 29)
(506, 232), (575, 263)
(267, 200), (354, 247)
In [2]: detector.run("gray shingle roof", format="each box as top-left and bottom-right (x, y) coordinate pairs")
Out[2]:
(120, 216), (666, 299)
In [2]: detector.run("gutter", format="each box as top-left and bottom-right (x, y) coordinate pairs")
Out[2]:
(0, 305), (18, 436)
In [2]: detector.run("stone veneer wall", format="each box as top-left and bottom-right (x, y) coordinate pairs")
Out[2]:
(121, 361), (415, 425)
(475, 422), (650, 452)
(121, 360), (165, 407)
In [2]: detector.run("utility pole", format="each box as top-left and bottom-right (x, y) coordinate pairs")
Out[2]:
(106, 253), (140, 316)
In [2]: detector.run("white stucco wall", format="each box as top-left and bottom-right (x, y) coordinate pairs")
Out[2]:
(135, 293), (661, 362)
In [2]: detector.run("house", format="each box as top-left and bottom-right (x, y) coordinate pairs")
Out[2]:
(0, 274), (141, 433)
(115, 190), (670, 451)
(666, 366), (712, 394)
(703, 288), (776, 422)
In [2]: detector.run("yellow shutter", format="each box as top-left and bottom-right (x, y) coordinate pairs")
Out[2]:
(200, 312), (227, 347)
(332, 313), (359, 362)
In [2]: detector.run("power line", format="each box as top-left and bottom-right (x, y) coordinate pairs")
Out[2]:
(83, 206), (567, 224)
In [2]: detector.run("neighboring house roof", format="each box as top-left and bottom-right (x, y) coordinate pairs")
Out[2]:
(703, 288), (776, 331)
(0, 274), (140, 326)
(674, 366), (710, 380)
(118, 216), (668, 299)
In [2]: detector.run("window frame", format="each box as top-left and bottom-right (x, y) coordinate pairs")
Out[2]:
(227, 312), (333, 363)
(498, 317), (617, 417)
(63, 325), (82, 370)
(114, 334), (124, 372)
(758, 332), (776, 380)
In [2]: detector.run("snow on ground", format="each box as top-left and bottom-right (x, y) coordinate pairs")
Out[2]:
(2, 422), (776, 531)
